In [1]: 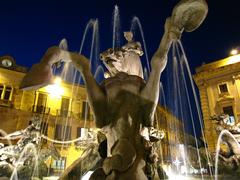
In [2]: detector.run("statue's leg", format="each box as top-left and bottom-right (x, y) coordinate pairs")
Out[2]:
(102, 138), (136, 176)
(89, 168), (106, 180)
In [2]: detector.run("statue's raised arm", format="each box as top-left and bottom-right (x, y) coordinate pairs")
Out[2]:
(20, 47), (107, 127)
(141, 0), (208, 122)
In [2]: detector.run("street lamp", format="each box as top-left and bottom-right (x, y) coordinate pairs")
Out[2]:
(230, 49), (238, 56)
(46, 77), (64, 98)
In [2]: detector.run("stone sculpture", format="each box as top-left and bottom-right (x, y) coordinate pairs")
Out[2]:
(211, 114), (240, 172)
(20, 0), (208, 179)
(0, 116), (58, 179)
(100, 31), (144, 79)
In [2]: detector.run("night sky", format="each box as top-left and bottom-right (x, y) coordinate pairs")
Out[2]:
(1, 0), (240, 137)
(1, 0), (240, 70)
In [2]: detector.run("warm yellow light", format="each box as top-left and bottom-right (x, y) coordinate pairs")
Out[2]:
(230, 49), (238, 55)
(228, 54), (240, 65)
(46, 78), (64, 98)
(46, 84), (64, 98)
(54, 77), (62, 85)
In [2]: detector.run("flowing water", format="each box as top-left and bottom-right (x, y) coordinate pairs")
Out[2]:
(214, 130), (240, 180)
(112, 5), (121, 49)
(1, 5), (238, 180)
(10, 143), (38, 180)
(131, 16), (151, 75)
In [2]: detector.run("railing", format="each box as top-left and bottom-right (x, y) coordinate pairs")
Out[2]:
(32, 105), (50, 114)
(75, 113), (94, 121)
(57, 109), (72, 118)
(0, 99), (13, 108)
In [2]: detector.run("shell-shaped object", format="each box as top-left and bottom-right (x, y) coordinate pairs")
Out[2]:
(171, 0), (208, 32)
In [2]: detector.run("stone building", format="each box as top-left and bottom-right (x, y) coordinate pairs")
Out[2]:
(0, 55), (95, 172)
(193, 54), (240, 152)
(0, 55), (188, 174)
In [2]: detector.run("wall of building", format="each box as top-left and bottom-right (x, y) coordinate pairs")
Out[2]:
(194, 54), (240, 152)
(0, 61), (95, 172)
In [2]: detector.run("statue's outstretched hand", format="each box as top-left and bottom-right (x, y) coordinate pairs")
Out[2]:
(165, 17), (183, 40)
(70, 53), (90, 73)
(42, 46), (90, 73)
(41, 46), (63, 64)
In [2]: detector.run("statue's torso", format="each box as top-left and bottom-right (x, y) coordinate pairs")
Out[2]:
(101, 73), (146, 150)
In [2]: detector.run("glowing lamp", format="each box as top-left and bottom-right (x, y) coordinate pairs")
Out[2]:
(230, 49), (238, 55)
(228, 54), (240, 65)
(46, 77), (64, 98)
(54, 77), (62, 85)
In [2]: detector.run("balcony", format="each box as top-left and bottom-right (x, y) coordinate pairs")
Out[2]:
(0, 99), (13, 108)
(57, 109), (72, 118)
(75, 113), (94, 121)
(32, 105), (50, 114)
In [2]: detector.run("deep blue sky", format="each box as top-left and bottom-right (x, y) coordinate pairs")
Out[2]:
(1, 0), (240, 137)
(1, 0), (240, 71)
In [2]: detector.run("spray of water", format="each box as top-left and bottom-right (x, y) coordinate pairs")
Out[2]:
(159, 82), (166, 108)
(10, 143), (38, 180)
(112, 5), (121, 49)
(177, 40), (213, 178)
(130, 16), (151, 75)
(0, 129), (13, 146)
(214, 130), (240, 180)
(172, 42), (204, 177)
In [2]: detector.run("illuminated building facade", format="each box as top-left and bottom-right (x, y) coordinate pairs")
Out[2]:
(0, 55), (187, 173)
(0, 55), (95, 172)
(194, 54), (240, 152)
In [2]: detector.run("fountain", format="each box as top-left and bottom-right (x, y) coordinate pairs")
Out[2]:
(0, 116), (59, 179)
(0, 0), (212, 179)
(210, 114), (240, 179)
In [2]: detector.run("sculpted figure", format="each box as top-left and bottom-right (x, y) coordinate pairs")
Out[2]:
(211, 114), (240, 171)
(21, 19), (180, 180)
(100, 31), (144, 79)
(20, 0), (208, 179)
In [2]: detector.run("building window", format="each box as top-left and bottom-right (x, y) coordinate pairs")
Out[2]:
(219, 83), (228, 94)
(55, 124), (72, 141)
(40, 122), (48, 135)
(223, 106), (235, 126)
(51, 157), (66, 170)
(81, 101), (90, 120)
(0, 85), (4, 99)
(77, 127), (81, 138)
(76, 127), (89, 138)
(60, 97), (70, 117)
(4, 86), (12, 100)
(0, 85), (13, 101)
(34, 93), (48, 113)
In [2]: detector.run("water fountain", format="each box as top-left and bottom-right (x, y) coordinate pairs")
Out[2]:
(210, 114), (240, 179)
(0, 0), (214, 179)
(0, 116), (59, 179)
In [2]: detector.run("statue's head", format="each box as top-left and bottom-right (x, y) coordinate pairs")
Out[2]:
(100, 31), (143, 78)
(100, 48), (143, 78)
(100, 48), (125, 77)
(124, 31), (133, 42)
